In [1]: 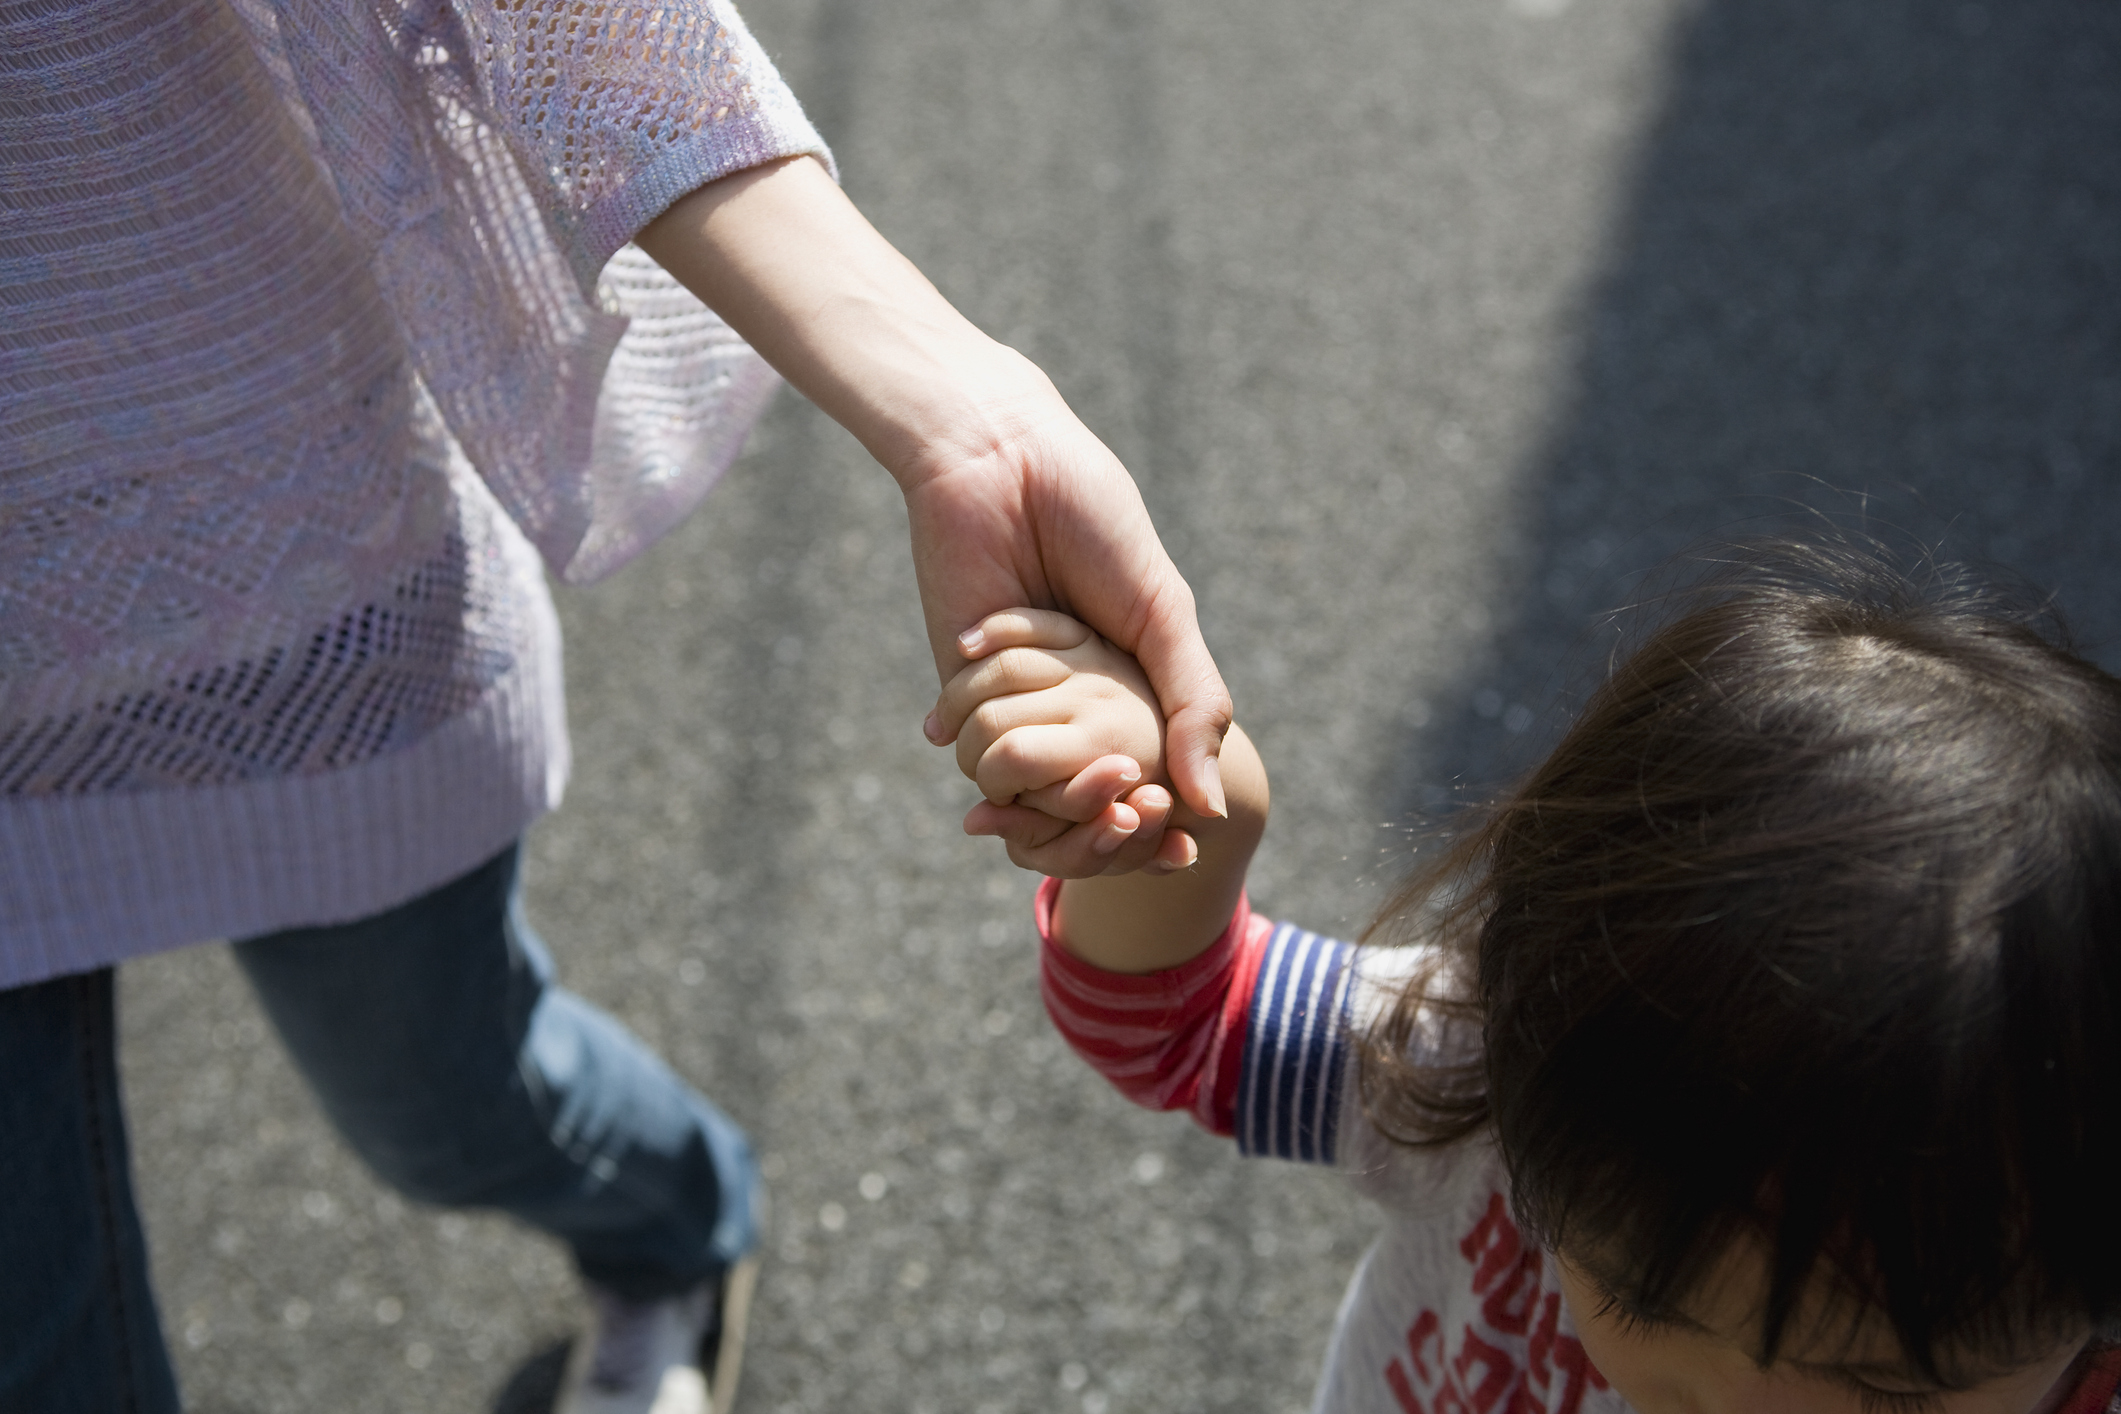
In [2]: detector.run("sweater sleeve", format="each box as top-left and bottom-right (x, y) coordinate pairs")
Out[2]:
(449, 0), (834, 286)
(2059, 1347), (2121, 1414)
(1036, 877), (1360, 1164)
(249, 0), (831, 585)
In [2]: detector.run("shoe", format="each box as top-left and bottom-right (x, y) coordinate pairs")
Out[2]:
(555, 1257), (758, 1414)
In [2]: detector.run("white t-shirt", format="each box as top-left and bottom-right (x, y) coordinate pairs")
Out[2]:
(1038, 881), (1627, 1413)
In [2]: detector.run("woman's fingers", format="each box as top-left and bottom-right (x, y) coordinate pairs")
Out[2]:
(1087, 787), (1184, 875)
(1121, 585), (1232, 820)
(963, 799), (1077, 851)
(966, 792), (1162, 878)
(1148, 823), (1200, 872)
(997, 786), (1175, 878)
(1013, 754), (1141, 822)
(970, 723), (1104, 805)
(965, 782), (1202, 882)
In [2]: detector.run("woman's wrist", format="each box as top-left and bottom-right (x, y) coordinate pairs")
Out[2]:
(816, 315), (1061, 494)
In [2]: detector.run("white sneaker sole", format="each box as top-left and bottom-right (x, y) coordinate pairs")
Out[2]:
(556, 1256), (759, 1414)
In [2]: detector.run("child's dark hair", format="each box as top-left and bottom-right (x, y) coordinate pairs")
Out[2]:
(1364, 540), (2121, 1378)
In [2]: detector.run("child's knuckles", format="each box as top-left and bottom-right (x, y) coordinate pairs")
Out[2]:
(933, 672), (984, 721)
(1008, 727), (1096, 787)
(993, 647), (1070, 691)
(959, 715), (1013, 766)
(978, 766), (1035, 807)
(987, 732), (1059, 784)
(966, 697), (1018, 742)
(983, 729), (1028, 768)
(948, 658), (1017, 707)
(978, 746), (1045, 802)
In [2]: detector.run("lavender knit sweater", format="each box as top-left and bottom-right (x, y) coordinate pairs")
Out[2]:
(0, 0), (829, 986)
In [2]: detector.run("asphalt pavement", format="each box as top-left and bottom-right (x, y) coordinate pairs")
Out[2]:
(119, 0), (2121, 1410)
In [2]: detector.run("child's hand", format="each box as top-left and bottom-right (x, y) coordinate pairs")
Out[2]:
(930, 609), (1197, 877)
(939, 608), (1164, 807)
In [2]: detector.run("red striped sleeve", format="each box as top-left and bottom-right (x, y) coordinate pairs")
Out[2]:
(2059, 1347), (2121, 1414)
(1035, 875), (1276, 1137)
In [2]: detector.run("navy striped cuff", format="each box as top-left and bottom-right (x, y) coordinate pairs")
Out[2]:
(1235, 924), (1357, 1164)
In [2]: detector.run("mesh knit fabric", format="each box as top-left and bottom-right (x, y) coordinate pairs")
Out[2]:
(0, 0), (828, 985)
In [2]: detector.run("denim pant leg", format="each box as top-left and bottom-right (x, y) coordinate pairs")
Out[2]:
(0, 969), (183, 1414)
(230, 845), (758, 1299)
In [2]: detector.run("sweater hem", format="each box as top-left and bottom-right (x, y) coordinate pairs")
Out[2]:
(0, 584), (569, 990)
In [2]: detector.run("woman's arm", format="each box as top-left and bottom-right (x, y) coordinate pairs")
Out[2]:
(637, 157), (1038, 487)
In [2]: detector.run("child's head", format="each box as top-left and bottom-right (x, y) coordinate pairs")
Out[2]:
(1373, 542), (2121, 1408)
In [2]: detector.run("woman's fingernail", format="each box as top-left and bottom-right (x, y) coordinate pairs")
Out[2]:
(1200, 756), (1227, 818)
(957, 627), (986, 655)
(1093, 821), (1134, 854)
(1118, 759), (1141, 783)
(922, 711), (944, 743)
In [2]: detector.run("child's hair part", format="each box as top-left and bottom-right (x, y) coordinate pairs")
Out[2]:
(1365, 540), (2121, 1376)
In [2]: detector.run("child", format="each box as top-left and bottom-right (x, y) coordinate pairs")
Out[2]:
(930, 548), (2121, 1414)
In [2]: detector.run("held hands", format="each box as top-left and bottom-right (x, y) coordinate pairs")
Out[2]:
(635, 154), (1231, 863)
(938, 609), (1272, 973)
(930, 609), (1202, 878)
(897, 408), (1233, 871)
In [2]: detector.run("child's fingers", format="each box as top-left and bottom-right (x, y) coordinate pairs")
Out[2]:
(955, 608), (1094, 661)
(1014, 754), (1143, 822)
(930, 647), (1076, 751)
(973, 724), (1105, 805)
(953, 678), (1114, 784)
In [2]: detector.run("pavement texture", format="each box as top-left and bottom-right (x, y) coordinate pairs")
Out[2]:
(117, 0), (2121, 1410)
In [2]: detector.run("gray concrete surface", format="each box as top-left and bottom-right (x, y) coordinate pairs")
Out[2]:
(117, 0), (2121, 1410)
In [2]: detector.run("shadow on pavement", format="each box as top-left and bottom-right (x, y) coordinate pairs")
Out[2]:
(490, 1339), (571, 1414)
(1396, 0), (2121, 819)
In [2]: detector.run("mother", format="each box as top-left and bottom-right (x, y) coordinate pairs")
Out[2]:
(0, 2), (1226, 1409)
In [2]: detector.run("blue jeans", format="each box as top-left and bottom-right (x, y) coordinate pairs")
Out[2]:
(0, 845), (759, 1413)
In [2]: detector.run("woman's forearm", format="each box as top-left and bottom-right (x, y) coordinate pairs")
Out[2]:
(635, 156), (1058, 490)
